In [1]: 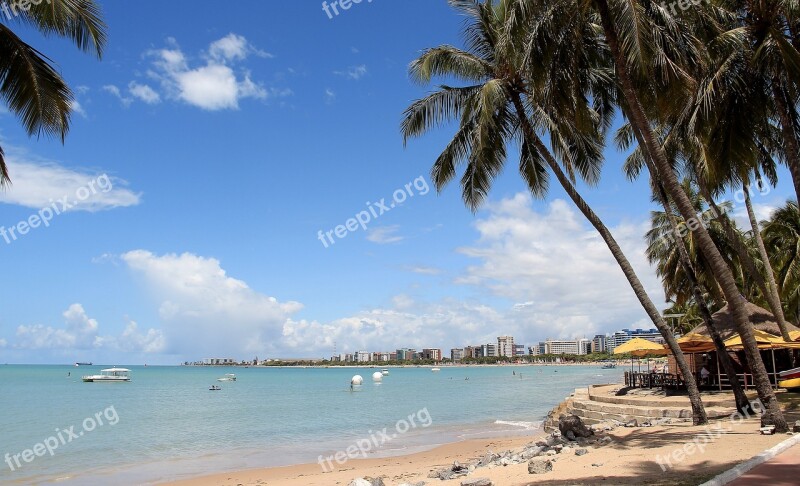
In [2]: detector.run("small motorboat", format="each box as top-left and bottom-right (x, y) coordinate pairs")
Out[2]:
(779, 378), (800, 390)
(217, 373), (237, 382)
(601, 362), (616, 369)
(381, 369), (389, 376)
(209, 385), (222, 391)
(778, 367), (800, 380)
(778, 367), (800, 390)
(431, 367), (441, 372)
(82, 368), (131, 383)
(75, 362), (92, 366)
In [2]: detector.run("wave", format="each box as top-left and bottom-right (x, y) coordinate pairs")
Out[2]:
(493, 420), (543, 430)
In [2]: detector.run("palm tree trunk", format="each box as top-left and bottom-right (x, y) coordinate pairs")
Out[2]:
(744, 181), (792, 341)
(594, 0), (787, 431)
(509, 93), (708, 425)
(698, 182), (790, 336)
(655, 183), (752, 415)
(773, 82), (800, 204)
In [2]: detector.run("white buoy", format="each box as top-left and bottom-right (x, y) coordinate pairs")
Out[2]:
(351, 375), (363, 386)
(372, 371), (383, 382)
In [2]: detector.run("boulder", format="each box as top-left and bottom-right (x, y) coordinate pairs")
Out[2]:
(461, 479), (493, 486)
(477, 452), (500, 467)
(364, 478), (386, 486)
(348, 480), (372, 486)
(575, 448), (589, 456)
(528, 458), (554, 474)
(558, 415), (594, 440)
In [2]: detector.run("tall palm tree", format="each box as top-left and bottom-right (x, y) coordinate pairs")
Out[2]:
(0, 0), (106, 185)
(402, 0), (709, 424)
(763, 201), (800, 324)
(578, 0), (788, 430)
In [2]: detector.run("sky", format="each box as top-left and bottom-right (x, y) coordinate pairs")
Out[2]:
(0, 0), (794, 364)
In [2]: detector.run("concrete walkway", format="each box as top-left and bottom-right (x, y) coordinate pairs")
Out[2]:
(727, 441), (800, 485)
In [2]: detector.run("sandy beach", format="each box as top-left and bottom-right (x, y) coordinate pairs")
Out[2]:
(165, 415), (795, 486)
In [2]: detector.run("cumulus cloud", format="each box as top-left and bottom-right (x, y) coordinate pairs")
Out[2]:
(146, 35), (286, 111)
(128, 81), (161, 104)
(454, 193), (662, 340)
(366, 225), (404, 244)
(121, 250), (303, 357)
(0, 146), (141, 211)
(334, 65), (368, 80)
(13, 304), (162, 353)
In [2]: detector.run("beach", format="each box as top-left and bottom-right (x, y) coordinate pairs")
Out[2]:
(165, 416), (793, 486)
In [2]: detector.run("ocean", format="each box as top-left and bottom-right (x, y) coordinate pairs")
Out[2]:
(0, 364), (622, 484)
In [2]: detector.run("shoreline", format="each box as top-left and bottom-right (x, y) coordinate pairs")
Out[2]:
(163, 416), (793, 486)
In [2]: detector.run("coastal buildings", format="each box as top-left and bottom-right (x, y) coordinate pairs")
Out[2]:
(513, 344), (526, 356)
(579, 338), (592, 355)
(608, 328), (665, 352)
(543, 339), (580, 355)
(591, 334), (607, 353)
(421, 348), (442, 361)
(202, 358), (236, 365)
(450, 348), (465, 361)
(497, 336), (515, 357)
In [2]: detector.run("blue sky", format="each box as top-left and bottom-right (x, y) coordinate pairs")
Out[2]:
(0, 0), (795, 364)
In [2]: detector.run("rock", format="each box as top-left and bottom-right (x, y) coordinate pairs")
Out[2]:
(554, 444), (564, 453)
(566, 430), (576, 441)
(348, 480), (372, 486)
(624, 419), (638, 427)
(575, 448), (589, 456)
(461, 479), (493, 486)
(598, 436), (613, 445)
(535, 439), (549, 447)
(558, 415), (594, 440)
(592, 463), (603, 467)
(478, 452), (499, 467)
(499, 457), (511, 466)
(528, 458), (554, 474)
(546, 449), (557, 456)
(427, 468), (452, 480)
(364, 479), (385, 486)
(452, 461), (468, 472)
(521, 446), (543, 459)
(794, 421), (800, 433)
(398, 483), (426, 486)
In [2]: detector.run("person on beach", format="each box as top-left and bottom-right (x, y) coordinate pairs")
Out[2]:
(700, 366), (710, 384)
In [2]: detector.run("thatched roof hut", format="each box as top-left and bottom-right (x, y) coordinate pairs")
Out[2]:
(687, 301), (800, 340)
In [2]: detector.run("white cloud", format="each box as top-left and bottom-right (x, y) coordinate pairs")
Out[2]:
(102, 84), (133, 107)
(121, 250), (303, 356)
(12, 304), (162, 354)
(324, 88), (336, 104)
(334, 65), (368, 80)
(147, 34), (284, 111)
(454, 193), (663, 340)
(128, 81), (161, 105)
(70, 100), (87, 118)
(407, 265), (441, 275)
(0, 146), (141, 211)
(366, 225), (404, 244)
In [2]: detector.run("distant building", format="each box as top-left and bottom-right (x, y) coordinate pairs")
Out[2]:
(608, 329), (664, 352)
(513, 344), (526, 356)
(396, 348), (416, 361)
(497, 336), (515, 357)
(544, 339), (579, 355)
(345, 353), (354, 362)
(480, 343), (498, 358)
(464, 346), (479, 358)
(591, 334), (607, 353)
(355, 351), (371, 362)
(579, 338), (592, 355)
(451, 348), (465, 361)
(421, 348), (442, 361)
(202, 358), (236, 365)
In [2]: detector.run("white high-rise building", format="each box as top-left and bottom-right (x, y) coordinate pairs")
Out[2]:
(497, 336), (515, 357)
(578, 338), (592, 355)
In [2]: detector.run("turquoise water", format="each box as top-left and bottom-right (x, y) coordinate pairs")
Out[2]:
(0, 364), (622, 484)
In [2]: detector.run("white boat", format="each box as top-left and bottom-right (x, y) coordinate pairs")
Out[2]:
(209, 385), (222, 391)
(82, 368), (131, 383)
(431, 367), (441, 372)
(217, 373), (237, 382)
(381, 369), (389, 376)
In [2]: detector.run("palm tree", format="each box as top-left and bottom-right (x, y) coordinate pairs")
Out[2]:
(0, 0), (106, 185)
(402, 0), (709, 424)
(763, 201), (800, 324)
(577, 0), (788, 430)
(647, 182), (753, 415)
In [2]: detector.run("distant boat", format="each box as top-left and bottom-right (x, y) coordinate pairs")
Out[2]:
(601, 362), (616, 369)
(82, 368), (131, 383)
(381, 369), (389, 376)
(431, 367), (441, 372)
(75, 362), (92, 366)
(209, 385), (222, 391)
(217, 373), (237, 382)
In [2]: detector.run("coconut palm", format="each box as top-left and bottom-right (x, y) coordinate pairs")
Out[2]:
(402, 0), (709, 424)
(0, 0), (106, 185)
(569, 0), (789, 430)
(763, 201), (800, 324)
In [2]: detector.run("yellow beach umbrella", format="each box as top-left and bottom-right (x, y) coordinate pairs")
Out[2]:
(614, 338), (667, 357)
(676, 333), (715, 353)
(723, 329), (780, 349)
